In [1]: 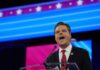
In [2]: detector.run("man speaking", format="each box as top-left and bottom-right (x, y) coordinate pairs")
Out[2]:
(44, 22), (92, 70)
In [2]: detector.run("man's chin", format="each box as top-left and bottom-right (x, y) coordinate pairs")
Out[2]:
(59, 43), (66, 46)
(59, 43), (69, 47)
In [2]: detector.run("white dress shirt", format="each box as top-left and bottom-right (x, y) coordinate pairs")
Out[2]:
(59, 43), (72, 64)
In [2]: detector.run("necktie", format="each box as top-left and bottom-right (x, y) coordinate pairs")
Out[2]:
(61, 50), (67, 70)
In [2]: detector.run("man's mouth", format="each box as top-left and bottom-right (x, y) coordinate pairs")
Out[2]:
(59, 36), (65, 40)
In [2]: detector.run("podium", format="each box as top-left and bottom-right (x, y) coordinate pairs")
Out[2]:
(20, 62), (80, 70)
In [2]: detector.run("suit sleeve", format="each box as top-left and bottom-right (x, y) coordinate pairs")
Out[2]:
(82, 50), (92, 70)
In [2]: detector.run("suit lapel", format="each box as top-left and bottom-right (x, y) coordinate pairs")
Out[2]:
(54, 50), (60, 69)
(55, 50), (59, 63)
(68, 47), (75, 62)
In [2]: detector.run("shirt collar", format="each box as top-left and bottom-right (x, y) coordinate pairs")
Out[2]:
(59, 43), (72, 53)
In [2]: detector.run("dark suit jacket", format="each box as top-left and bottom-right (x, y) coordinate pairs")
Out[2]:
(44, 46), (92, 70)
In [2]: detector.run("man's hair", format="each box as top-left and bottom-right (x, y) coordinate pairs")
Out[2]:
(54, 22), (71, 33)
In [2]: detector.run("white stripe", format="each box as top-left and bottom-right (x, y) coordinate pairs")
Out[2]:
(0, 30), (52, 39)
(0, 16), (100, 32)
(72, 23), (100, 29)
(0, 9), (100, 26)
(68, 16), (100, 22)
(0, 22), (55, 32)
(0, 23), (100, 39)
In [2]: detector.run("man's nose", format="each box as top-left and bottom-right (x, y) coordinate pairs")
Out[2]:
(59, 31), (63, 35)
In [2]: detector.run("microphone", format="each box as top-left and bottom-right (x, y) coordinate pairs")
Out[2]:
(44, 45), (57, 65)
(51, 45), (57, 54)
(48, 45), (57, 58)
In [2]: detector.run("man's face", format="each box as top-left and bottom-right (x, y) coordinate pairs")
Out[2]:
(55, 25), (71, 47)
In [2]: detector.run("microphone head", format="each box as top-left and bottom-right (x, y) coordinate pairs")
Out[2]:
(54, 45), (57, 49)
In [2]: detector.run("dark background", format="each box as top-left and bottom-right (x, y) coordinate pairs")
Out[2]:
(0, 0), (100, 70)
(0, 0), (55, 9)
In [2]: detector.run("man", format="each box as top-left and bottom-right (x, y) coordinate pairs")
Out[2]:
(44, 22), (92, 70)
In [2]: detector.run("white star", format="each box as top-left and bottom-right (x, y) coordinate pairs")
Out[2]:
(91, 0), (94, 2)
(29, 8), (32, 12)
(16, 9), (23, 15)
(77, 0), (83, 6)
(49, 5), (52, 9)
(36, 6), (42, 12)
(10, 11), (13, 14)
(0, 12), (3, 17)
(69, 2), (72, 6)
(56, 3), (62, 9)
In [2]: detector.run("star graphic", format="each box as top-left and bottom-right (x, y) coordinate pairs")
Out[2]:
(29, 8), (32, 12)
(0, 12), (3, 17)
(49, 5), (52, 9)
(36, 6), (42, 12)
(90, 0), (94, 2)
(56, 3), (62, 9)
(69, 2), (72, 6)
(77, 0), (83, 6)
(16, 9), (23, 15)
(10, 11), (13, 14)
